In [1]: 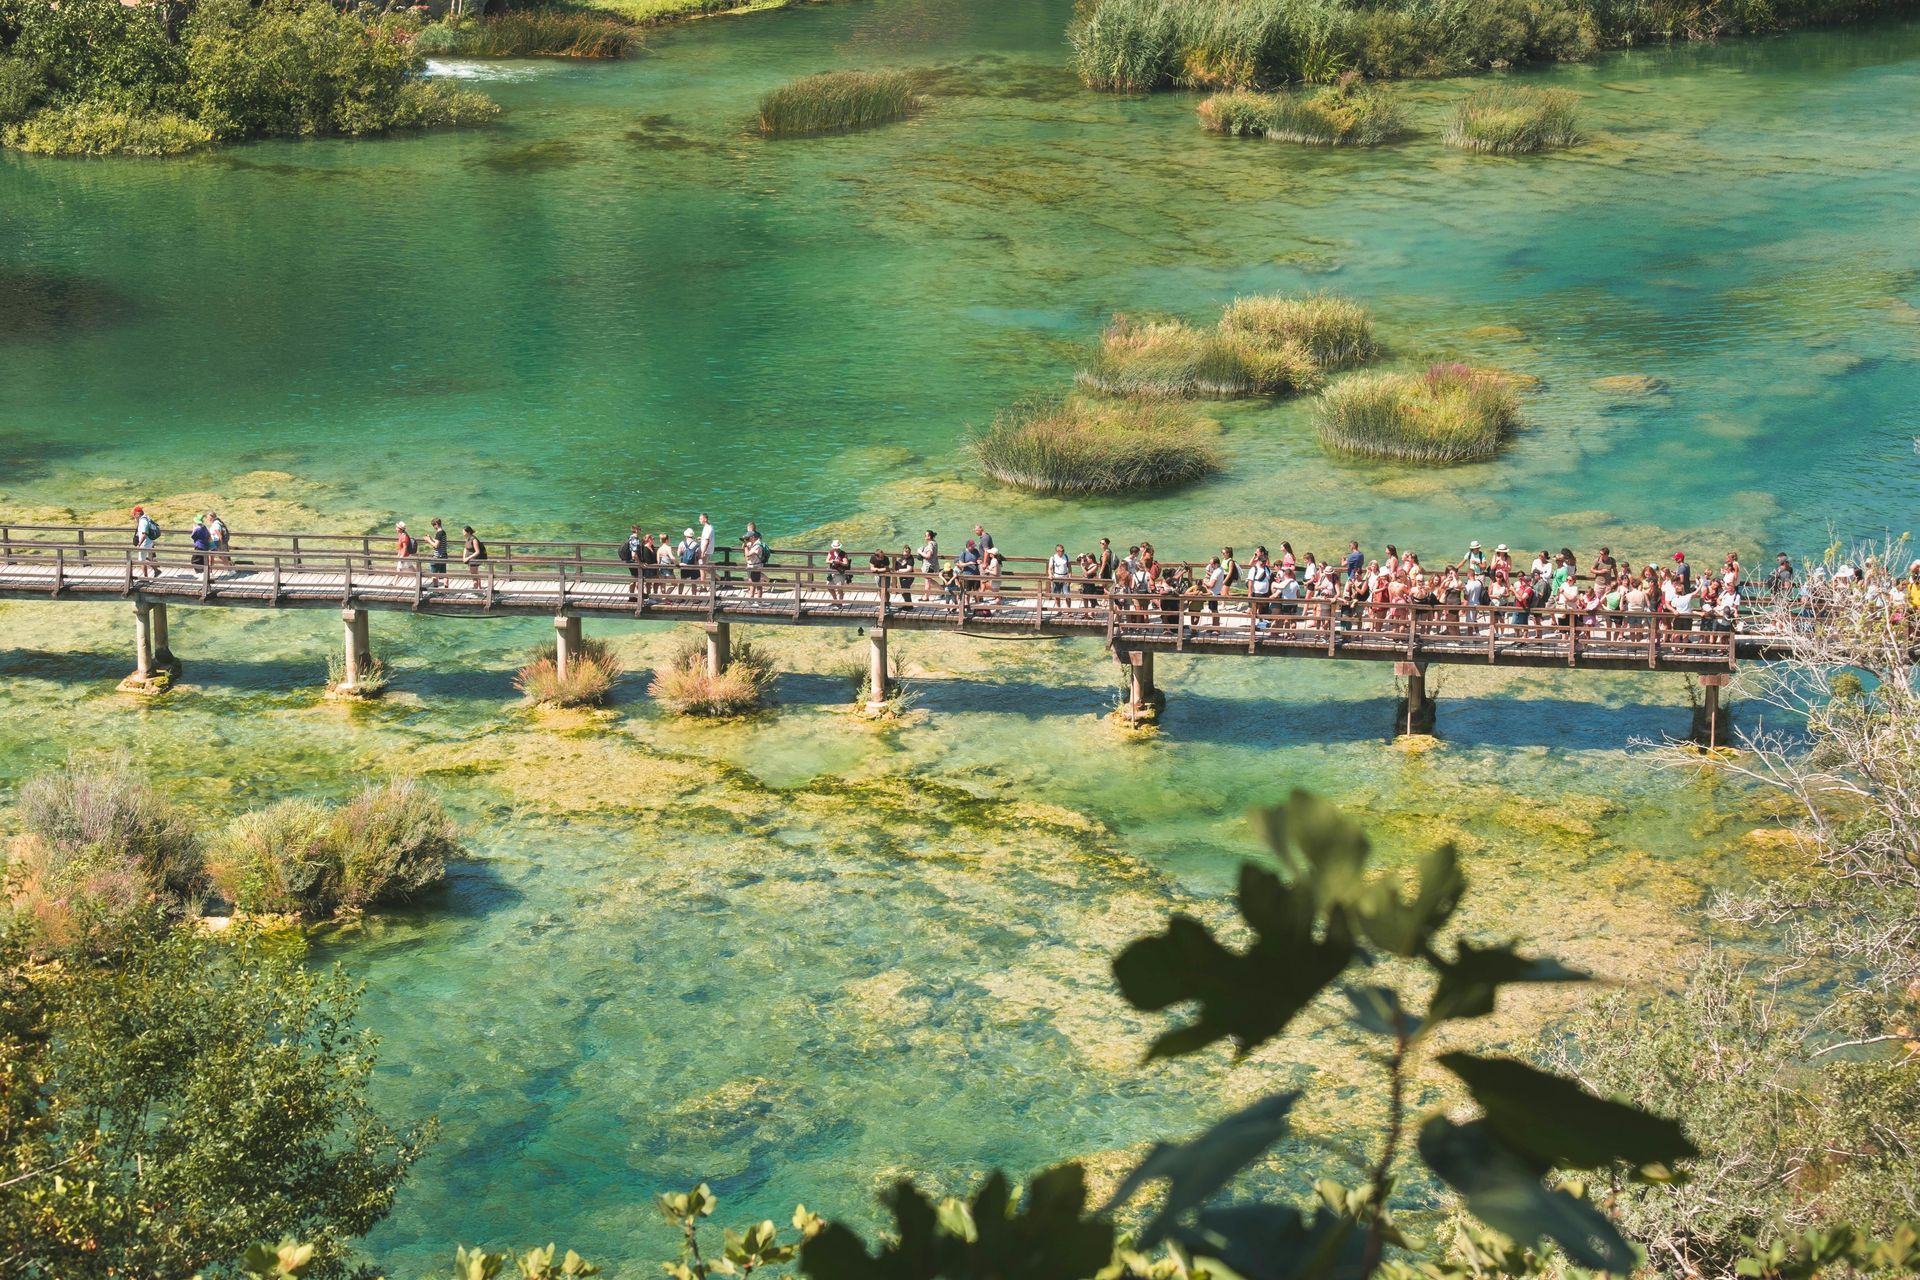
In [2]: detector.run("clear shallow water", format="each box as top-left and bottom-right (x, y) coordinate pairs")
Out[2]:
(1, 1), (1917, 1270)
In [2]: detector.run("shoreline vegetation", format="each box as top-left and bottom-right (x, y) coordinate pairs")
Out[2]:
(2, 765), (460, 948)
(0, 0), (498, 157)
(1069, 0), (1920, 92)
(757, 69), (919, 136)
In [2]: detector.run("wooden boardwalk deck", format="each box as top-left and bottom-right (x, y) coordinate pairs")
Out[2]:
(0, 522), (1792, 741)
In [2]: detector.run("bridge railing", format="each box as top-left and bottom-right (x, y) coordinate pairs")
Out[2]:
(0, 536), (1745, 666)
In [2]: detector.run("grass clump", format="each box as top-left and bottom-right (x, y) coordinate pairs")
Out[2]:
(1201, 78), (1408, 147)
(207, 781), (456, 920)
(1219, 292), (1377, 370)
(416, 12), (636, 58)
(1446, 84), (1581, 153)
(4, 103), (215, 156)
(326, 652), (390, 698)
(649, 635), (775, 717)
(971, 397), (1221, 496)
(1315, 362), (1522, 464)
(5, 764), (203, 952)
(757, 69), (917, 136)
(515, 637), (622, 707)
(1080, 293), (1375, 398)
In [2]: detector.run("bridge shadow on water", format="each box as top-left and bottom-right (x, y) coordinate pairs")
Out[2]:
(2, 649), (1701, 750)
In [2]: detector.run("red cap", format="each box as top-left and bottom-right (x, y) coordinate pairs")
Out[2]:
(1672, 552), (1685, 561)
(132, 505), (144, 514)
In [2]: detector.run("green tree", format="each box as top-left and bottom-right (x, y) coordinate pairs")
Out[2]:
(0, 912), (431, 1278)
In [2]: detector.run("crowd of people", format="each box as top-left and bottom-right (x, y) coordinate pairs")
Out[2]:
(125, 507), (1920, 639)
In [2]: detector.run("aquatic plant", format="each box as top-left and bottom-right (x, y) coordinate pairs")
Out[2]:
(415, 12), (636, 59)
(1195, 88), (1273, 135)
(17, 762), (203, 901)
(330, 778), (458, 909)
(326, 652), (390, 698)
(204, 780), (453, 920)
(1070, 0), (1897, 91)
(970, 396), (1220, 495)
(515, 637), (623, 707)
(1202, 80), (1408, 146)
(1446, 84), (1582, 154)
(1219, 292), (1377, 369)
(1080, 294), (1373, 398)
(757, 70), (918, 137)
(1316, 362), (1522, 463)
(649, 636), (775, 717)
(207, 799), (338, 918)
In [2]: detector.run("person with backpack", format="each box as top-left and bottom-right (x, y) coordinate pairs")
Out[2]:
(462, 526), (487, 589)
(742, 526), (768, 600)
(189, 516), (211, 570)
(132, 506), (160, 578)
(825, 540), (851, 604)
(1245, 548), (1273, 626)
(393, 522), (416, 576)
(208, 511), (231, 569)
(677, 528), (701, 593)
(426, 518), (449, 588)
(620, 524), (644, 599)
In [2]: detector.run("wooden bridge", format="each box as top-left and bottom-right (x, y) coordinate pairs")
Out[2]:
(0, 523), (1781, 744)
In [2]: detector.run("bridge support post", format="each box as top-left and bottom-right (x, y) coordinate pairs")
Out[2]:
(1114, 647), (1163, 725)
(1395, 661), (1435, 737)
(1692, 672), (1732, 749)
(705, 621), (730, 677)
(122, 599), (177, 692)
(866, 629), (889, 711)
(340, 607), (372, 690)
(555, 614), (582, 683)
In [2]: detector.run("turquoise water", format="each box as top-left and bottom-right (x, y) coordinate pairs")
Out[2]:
(2, 1), (1918, 1270)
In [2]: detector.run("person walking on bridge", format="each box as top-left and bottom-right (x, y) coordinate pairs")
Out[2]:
(132, 506), (159, 579)
(462, 526), (486, 589)
(394, 522), (415, 576)
(426, 518), (449, 588)
(620, 524), (645, 599)
(208, 511), (231, 569)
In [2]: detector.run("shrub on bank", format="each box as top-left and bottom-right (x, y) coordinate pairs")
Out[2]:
(206, 782), (455, 919)
(4, 103), (216, 155)
(0, 0), (498, 156)
(207, 799), (337, 917)
(515, 637), (622, 707)
(1315, 362), (1522, 463)
(757, 69), (917, 136)
(971, 396), (1221, 495)
(649, 636), (775, 717)
(1446, 84), (1581, 153)
(1195, 88), (1272, 135)
(415, 12), (636, 59)
(5, 764), (202, 951)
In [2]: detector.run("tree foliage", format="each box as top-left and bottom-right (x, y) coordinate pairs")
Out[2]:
(0, 0), (496, 154)
(0, 913), (431, 1277)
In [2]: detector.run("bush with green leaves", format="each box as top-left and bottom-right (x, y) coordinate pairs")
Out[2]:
(4, 763), (203, 949)
(0, 915), (430, 1278)
(0, 0), (498, 155)
(1446, 84), (1581, 154)
(121, 777), (456, 922)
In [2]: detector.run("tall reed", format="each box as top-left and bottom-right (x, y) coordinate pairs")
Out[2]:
(1446, 84), (1581, 153)
(758, 70), (918, 136)
(649, 636), (775, 717)
(515, 638), (623, 707)
(416, 12), (636, 58)
(971, 397), (1221, 495)
(1315, 362), (1522, 463)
